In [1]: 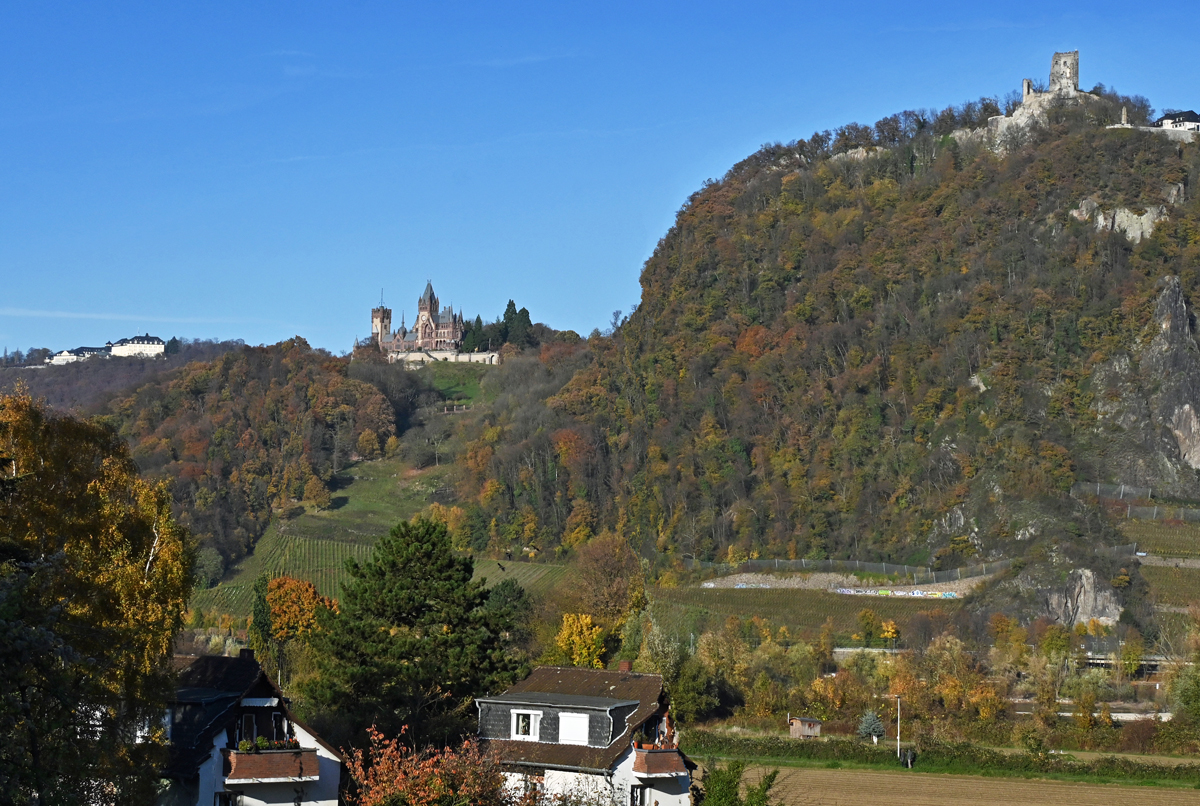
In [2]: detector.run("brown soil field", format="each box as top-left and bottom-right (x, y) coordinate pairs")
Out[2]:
(739, 766), (1200, 805)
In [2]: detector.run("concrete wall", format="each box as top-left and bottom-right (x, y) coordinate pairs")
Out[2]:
(387, 350), (499, 366)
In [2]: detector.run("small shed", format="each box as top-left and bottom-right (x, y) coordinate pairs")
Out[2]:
(788, 715), (822, 739)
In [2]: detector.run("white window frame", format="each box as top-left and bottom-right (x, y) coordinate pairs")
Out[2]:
(510, 709), (542, 741)
(558, 712), (589, 746)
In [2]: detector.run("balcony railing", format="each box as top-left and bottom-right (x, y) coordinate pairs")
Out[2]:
(223, 748), (320, 784)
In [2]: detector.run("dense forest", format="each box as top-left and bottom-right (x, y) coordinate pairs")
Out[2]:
(440, 95), (1200, 605)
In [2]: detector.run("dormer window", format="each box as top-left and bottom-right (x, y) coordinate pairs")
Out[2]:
(511, 710), (541, 741)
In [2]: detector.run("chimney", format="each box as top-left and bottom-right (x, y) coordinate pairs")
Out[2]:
(240, 648), (255, 662)
(618, 660), (633, 673)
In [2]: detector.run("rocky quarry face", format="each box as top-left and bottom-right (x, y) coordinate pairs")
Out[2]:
(1090, 275), (1200, 499)
(1043, 568), (1122, 626)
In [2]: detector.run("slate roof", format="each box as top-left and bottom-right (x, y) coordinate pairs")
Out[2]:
(1157, 110), (1200, 124)
(484, 667), (668, 773)
(165, 652), (342, 781)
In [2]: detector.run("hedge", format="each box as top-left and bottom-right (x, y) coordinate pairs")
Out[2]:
(680, 731), (1200, 783)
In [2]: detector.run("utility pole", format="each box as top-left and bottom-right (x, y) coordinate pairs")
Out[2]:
(896, 695), (901, 758)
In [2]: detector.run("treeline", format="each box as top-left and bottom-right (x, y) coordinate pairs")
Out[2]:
(754, 85), (1153, 167)
(459, 299), (580, 353)
(442, 96), (1199, 614)
(1, 337), (243, 413)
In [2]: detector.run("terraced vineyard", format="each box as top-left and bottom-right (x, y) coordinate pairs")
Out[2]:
(1119, 520), (1200, 558)
(191, 457), (450, 616)
(653, 586), (958, 639)
(1141, 564), (1200, 607)
(472, 559), (570, 597)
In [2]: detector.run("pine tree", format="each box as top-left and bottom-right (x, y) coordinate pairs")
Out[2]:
(304, 518), (525, 745)
(857, 709), (885, 743)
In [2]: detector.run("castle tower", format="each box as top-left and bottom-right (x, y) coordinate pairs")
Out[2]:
(371, 305), (392, 346)
(418, 281), (438, 315)
(1049, 50), (1079, 94)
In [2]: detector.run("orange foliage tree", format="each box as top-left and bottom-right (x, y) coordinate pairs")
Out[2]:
(345, 727), (507, 806)
(266, 575), (337, 643)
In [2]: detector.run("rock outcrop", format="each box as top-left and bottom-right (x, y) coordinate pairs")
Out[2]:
(1070, 198), (1167, 243)
(1043, 568), (1122, 626)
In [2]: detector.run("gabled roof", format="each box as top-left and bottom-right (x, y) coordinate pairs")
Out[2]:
(166, 651), (342, 780)
(483, 667), (667, 774)
(1157, 110), (1200, 124)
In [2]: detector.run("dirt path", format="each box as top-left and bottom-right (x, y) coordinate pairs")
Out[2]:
(742, 766), (1200, 805)
(701, 572), (985, 597)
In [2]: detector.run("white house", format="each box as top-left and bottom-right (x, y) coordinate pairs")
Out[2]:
(158, 650), (342, 806)
(477, 665), (695, 806)
(109, 333), (166, 357)
(1156, 110), (1200, 132)
(48, 345), (110, 365)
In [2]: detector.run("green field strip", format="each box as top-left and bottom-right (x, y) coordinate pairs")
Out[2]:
(653, 586), (960, 636)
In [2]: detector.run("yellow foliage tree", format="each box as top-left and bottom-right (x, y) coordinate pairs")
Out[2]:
(555, 613), (605, 668)
(0, 388), (192, 800)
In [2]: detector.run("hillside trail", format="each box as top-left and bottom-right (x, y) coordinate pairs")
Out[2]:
(740, 766), (1200, 805)
(700, 571), (985, 597)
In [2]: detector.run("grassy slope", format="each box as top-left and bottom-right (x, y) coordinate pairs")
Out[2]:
(653, 586), (959, 641)
(416, 362), (490, 405)
(191, 455), (567, 616)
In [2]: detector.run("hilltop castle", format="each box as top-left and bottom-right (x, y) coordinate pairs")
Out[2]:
(989, 50), (1098, 140)
(373, 281), (464, 352)
(368, 282), (498, 367)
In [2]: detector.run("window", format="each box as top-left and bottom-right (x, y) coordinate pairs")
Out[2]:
(510, 710), (541, 741)
(241, 714), (255, 743)
(558, 713), (589, 746)
(272, 712), (285, 740)
(629, 785), (646, 806)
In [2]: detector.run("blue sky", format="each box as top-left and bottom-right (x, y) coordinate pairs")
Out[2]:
(0, 2), (1191, 354)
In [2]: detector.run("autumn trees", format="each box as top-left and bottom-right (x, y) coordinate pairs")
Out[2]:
(0, 389), (192, 803)
(105, 337), (398, 584)
(444, 99), (1190, 608)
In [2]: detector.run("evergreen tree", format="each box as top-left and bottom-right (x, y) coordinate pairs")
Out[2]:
(248, 573), (276, 669)
(670, 656), (719, 723)
(304, 518), (525, 745)
(857, 709), (885, 743)
(500, 300), (517, 344)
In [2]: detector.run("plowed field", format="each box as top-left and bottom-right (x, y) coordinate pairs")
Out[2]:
(743, 766), (1200, 804)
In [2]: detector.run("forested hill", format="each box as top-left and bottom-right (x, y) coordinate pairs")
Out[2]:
(451, 99), (1200, 598)
(95, 338), (428, 582)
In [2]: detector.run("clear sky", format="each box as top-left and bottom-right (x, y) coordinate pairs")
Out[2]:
(1, 2), (1192, 354)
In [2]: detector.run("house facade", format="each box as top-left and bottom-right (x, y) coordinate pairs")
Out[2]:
(110, 333), (166, 357)
(477, 665), (694, 806)
(47, 333), (166, 364)
(158, 650), (342, 806)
